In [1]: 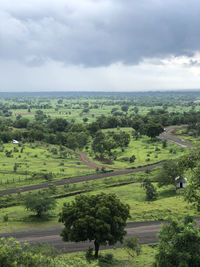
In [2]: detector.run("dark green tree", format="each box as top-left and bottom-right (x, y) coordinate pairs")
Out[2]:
(145, 122), (164, 138)
(59, 193), (130, 258)
(155, 216), (200, 267)
(24, 191), (56, 217)
(142, 178), (158, 201)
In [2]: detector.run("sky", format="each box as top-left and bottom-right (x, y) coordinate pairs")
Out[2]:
(1, 0), (200, 92)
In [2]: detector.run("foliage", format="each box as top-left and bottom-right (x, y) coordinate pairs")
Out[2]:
(158, 160), (181, 188)
(141, 179), (158, 201)
(123, 236), (141, 258)
(98, 253), (114, 267)
(59, 193), (130, 258)
(0, 237), (53, 267)
(129, 154), (136, 163)
(145, 123), (164, 138)
(155, 216), (200, 267)
(24, 191), (56, 217)
(184, 167), (200, 211)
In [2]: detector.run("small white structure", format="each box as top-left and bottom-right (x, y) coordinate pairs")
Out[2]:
(175, 176), (187, 189)
(13, 140), (19, 144)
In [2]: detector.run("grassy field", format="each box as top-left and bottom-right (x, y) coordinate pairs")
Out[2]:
(53, 245), (157, 266)
(0, 142), (94, 190)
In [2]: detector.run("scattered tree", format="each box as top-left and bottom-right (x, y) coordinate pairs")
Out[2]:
(24, 191), (56, 217)
(142, 178), (158, 201)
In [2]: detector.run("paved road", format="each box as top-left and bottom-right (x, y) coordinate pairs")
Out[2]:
(159, 125), (193, 149)
(1, 219), (199, 252)
(0, 162), (162, 195)
(0, 221), (163, 252)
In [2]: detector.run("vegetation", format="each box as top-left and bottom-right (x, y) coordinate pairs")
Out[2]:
(155, 216), (200, 267)
(142, 178), (158, 201)
(59, 193), (130, 258)
(24, 191), (56, 217)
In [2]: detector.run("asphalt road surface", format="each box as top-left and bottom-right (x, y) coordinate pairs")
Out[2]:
(0, 221), (163, 252)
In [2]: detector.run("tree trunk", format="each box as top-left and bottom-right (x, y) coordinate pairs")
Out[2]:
(94, 240), (100, 258)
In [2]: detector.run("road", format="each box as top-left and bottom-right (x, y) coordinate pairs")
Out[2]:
(0, 221), (164, 252)
(158, 125), (193, 148)
(1, 219), (199, 252)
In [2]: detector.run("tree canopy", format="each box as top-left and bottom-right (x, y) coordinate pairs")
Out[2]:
(155, 216), (200, 267)
(59, 193), (130, 258)
(24, 191), (56, 217)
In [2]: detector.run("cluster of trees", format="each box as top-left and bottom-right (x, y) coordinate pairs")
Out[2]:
(92, 130), (130, 157)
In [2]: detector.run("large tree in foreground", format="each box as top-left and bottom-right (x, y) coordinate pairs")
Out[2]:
(155, 216), (200, 267)
(59, 193), (130, 258)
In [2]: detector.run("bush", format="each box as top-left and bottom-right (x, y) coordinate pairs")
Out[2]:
(85, 247), (94, 262)
(3, 214), (8, 222)
(130, 154), (136, 163)
(0, 238), (53, 267)
(98, 253), (114, 266)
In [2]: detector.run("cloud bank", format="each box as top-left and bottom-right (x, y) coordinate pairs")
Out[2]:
(0, 0), (200, 91)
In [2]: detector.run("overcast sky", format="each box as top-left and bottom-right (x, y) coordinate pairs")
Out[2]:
(1, 0), (200, 92)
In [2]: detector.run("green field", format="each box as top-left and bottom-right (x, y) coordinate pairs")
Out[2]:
(0, 143), (94, 190)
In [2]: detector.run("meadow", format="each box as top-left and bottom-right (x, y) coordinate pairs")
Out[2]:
(0, 142), (94, 190)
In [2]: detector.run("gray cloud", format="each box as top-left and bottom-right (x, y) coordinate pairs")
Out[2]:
(0, 0), (200, 67)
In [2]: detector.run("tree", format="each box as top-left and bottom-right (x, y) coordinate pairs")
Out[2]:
(145, 122), (164, 139)
(59, 193), (130, 258)
(141, 178), (157, 201)
(24, 191), (56, 217)
(184, 167), (200, 211)
(158, 160), (181, 188)
(155, 216), (200, 267)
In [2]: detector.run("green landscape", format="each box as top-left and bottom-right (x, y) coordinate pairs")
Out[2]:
(0, 91), (200, 266)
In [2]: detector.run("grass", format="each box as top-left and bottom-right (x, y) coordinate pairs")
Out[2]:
(0, 142), (95, 190)
(53, 245), (157, 266)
